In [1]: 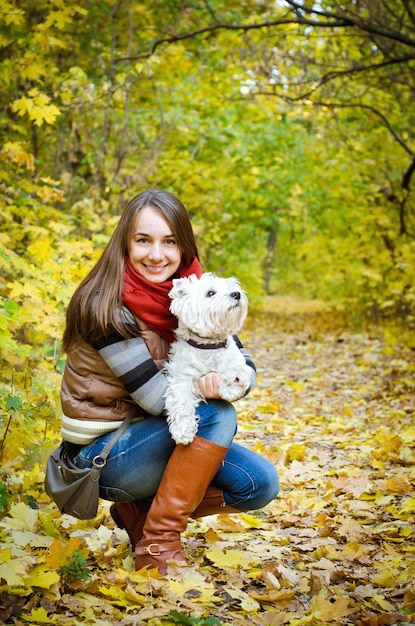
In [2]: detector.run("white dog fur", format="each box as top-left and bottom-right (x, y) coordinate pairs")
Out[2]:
(164, 272), (252, 445)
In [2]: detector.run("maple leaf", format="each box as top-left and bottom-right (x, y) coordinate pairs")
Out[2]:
(168, 568), (219, 605)
(23, 564), (60, 590)
(44, 537), (82, 569)
(309, 593), (357, 620)
(0, 502), (38, 531)
(44, 8), (74, 30)
(11, 89), (60, 126)
(0, 552), (34, 586)
(205, 545), (252, 568)
(18, 607), (52, 623)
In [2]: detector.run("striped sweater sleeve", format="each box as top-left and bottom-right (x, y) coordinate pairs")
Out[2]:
(91, 327), (168, 416)
(233, 335), (257, 392)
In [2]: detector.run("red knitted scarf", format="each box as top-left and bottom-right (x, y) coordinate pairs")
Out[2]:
(122, 256), (203, 342)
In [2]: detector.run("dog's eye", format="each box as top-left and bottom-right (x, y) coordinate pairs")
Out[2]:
(206, 290), (216, 298)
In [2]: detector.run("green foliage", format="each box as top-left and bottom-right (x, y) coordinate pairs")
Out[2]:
(57, 550), (89, 584)
(0, 481), (11, 514)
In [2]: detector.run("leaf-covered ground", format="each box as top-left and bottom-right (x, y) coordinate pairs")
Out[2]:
(1, 299), (414, 625)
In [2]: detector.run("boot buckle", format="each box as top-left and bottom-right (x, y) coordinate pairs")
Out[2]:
(144, 543), (160, 556)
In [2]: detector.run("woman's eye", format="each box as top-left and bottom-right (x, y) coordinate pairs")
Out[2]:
(165, 239), (176, 246)
(206, 290), (216, 298)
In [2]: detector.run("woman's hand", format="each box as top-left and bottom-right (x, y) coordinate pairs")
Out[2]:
(197, 372), (222, 398)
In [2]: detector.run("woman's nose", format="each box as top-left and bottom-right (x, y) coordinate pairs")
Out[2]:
(148, 242), (163, 260)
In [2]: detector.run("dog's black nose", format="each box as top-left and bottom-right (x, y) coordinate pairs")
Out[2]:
(230, 291), (241, 301)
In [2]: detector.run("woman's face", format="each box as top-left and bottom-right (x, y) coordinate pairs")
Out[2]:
(128, 206), (182, 283)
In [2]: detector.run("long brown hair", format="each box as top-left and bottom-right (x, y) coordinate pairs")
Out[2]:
(62, 189), (199, 352)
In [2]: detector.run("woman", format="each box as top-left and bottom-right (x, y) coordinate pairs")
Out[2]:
(60, 189), (279, 574)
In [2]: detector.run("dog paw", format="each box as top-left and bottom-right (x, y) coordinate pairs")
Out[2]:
(220, 371), (251, 402)
(172, 432), (196, 445)
(219, 382), (247, 402)
(168, 415), (198, 445)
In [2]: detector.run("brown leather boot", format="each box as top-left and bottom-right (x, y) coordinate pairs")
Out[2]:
(135, 436), (228, 573)
(111, 487), (238, 549)
(191, 486), (240, 517)
(110, 500), (152, 547)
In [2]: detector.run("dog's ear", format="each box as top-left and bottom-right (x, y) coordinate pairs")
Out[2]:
(169, 278), (189, 317)
(169, 277), (189, 301)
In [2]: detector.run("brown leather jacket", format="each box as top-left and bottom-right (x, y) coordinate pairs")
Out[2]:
(60, 317), (169, 422)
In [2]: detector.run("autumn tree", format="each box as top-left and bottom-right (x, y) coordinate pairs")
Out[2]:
(117, 0), (415, 312)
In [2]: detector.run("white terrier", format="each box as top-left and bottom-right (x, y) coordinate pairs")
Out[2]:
(164, 272), (252, 445)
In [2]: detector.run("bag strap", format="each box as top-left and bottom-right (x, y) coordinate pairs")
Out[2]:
(91, 407), (136, 468)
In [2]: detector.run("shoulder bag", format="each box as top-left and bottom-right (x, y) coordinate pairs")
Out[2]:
(44, 409), (135, 520)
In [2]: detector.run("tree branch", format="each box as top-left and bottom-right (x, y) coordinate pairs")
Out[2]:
(399, 0), (415, 29)
(259, 54), (415, 103)
(402, 155), (415, 190)
(284, 0), (415, 47)
(115, 15), (375, 62)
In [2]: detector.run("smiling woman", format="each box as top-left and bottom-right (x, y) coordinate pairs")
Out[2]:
(57, 188), (280, 575)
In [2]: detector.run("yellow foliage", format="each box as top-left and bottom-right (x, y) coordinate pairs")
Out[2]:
(11, 89), (61, 126)
(0, 141), (35, 171)
(0, 0), (24, 25)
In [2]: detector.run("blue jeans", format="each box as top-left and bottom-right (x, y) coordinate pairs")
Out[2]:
(73, 400), (279, 512)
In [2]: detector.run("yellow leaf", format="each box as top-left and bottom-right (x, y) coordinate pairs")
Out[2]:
(373, 594), (395, 611)
(0, 556), (34, 586)
(123, 583), (148, 606)
(21, 52), (47, 81)
(286, 380), (304, 390)
(240, 512), (264, 528)
(396, 497), (415, 517)
(257, 400), (281, 413)
(117, 568), (141, 583)
(225, 585), (261, 613)
(1, 2), (24, 25)
(287, 443), (306, 461)
(11, 90), (60, 126)
(98, 584), (139, 607)
(24, 564), (60, 589)
(10, 95), (31, 117)
(44, 537), (82, 568)
(0, 502), (38, 531)
(205, 545), (251, 568)
(371, 568), (396, 587)
(383, 475), (412, 494)
(9, 531), (53, 549)
(19, 607), (52, 623)
(168, 568), (218, 604)
(44, 8), (74, 30)
(310, 594), (356, 619)
(340, 543), (369, 561)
